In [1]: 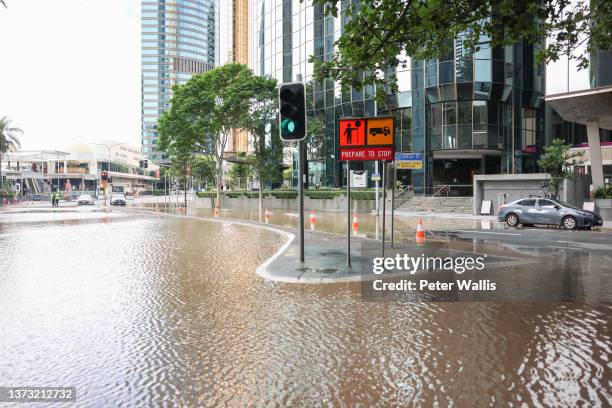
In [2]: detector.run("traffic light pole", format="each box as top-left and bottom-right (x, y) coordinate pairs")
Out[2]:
(298, 140), (305, 263)
(346, 161), (351, 267)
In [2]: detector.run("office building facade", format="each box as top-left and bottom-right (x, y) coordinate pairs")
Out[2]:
(220, 0), (250, 153)
(250, 1), (569, 193)
(141, 0), (218, 163)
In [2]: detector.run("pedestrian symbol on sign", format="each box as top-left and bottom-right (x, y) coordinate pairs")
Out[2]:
(339, 119), (365, 146)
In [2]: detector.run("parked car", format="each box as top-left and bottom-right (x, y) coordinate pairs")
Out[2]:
(77, 194), (95, 205)
(110, 193), (126, 206)
(498, 198), (603, 229)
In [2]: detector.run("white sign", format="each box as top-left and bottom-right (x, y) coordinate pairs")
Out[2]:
(480, 200), (492, 215)
(583, 202), (595, 212)
(351, 170), (367, 188)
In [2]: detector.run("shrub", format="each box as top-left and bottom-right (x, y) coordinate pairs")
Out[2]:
(196, 191), (217, 198)
(593, 185), (612, 199)
(305, 190), (342, 199)
(271, 190), (298, 199)
(350, 191), (375, 200)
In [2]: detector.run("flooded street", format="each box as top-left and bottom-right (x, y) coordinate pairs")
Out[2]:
(0, 209), (610, 406)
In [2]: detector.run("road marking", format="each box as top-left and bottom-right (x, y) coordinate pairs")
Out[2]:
(456, 231), (521, 236)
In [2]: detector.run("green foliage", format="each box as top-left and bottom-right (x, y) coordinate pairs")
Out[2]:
(0, 116), (22, 188)
(196, 191), (217, 198)
(239, 74), (284, 189)
(305, 190), (343, 199)
(228, 162), (250, 189)
(158, 63), (257, 207)
(309, 0), (612, 95)
(271, 190), (298, 199)
(537, 138), (584, 198)
(592, 185), (612, 199)
(350, 191), (376, 200)
(190, 154), (216, 186)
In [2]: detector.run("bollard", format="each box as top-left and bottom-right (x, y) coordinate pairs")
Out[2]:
(309, 210), (316, 230)
(416, 218), (426, 245)
(352, 212), (359, 234)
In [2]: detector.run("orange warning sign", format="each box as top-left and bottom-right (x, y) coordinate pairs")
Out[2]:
(366, 117), (394, 146)
(339, 119), (366, 146)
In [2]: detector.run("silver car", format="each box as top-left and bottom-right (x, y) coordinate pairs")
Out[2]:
(77, 194), (94, 205)
(498, 198), (603, 230)
(110, 193), (126, 206)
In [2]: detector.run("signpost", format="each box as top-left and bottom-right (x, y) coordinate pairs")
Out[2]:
(339, 117), (395, 264)
(395, 152), (423, 169)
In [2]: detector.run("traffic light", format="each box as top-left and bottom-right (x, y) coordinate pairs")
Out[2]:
(101, 171), (108, 181)
(139, 160), (144, 168)
(144, 159), (148, 169)
(278, 82), (306, 141)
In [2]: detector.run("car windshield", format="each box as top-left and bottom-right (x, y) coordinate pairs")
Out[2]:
(550, 199), (581, 210)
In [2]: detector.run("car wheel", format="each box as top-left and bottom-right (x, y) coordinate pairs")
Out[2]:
(562, 216), (577, 230)
(505, 213), (519, 227)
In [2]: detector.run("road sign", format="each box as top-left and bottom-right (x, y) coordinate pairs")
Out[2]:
(395, 152), (423, 169)
(366, 117), (394, 146)
(339, 119), (366, 146)
(340, 147), (394, 161)
(350, 170), (367, 187)
(371, 173), (381, 181)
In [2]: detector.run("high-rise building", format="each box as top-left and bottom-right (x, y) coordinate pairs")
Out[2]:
(141, 0), (218, 163)
(250, 2), (546, 192)
(220, 0), (249, 154)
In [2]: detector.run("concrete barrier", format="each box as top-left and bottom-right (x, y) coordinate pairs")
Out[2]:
(191, 195), (376, 212)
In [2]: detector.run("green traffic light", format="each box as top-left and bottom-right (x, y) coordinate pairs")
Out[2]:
(281, 118), (295, 134)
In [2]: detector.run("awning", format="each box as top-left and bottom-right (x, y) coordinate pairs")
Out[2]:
(544, 85), (612, 129)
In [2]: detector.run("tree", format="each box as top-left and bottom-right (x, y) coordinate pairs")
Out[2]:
(238, 74), (283, 218)
(228, 161), (250, 190)
(310, 0), (612, 92)
(0, 1), (6, 8)
(190, 154), (216, 189)
(158, 63), (254, 211)
(306, 116), (325, 161)
(0, 116), (22, 188)
(537, 138), (584, 198)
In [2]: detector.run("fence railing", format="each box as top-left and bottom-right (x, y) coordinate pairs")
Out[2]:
(412, 184), (473, 197)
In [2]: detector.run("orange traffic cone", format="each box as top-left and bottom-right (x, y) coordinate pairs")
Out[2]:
(352, 212), (359, 234)
(309, 210), (316, 230)
(416, 218), (426, 245)
(264, 208), (270, 224)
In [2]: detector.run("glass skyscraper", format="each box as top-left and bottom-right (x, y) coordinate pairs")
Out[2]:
(250, 1), (547, 192)
(141, 0), (218, 163)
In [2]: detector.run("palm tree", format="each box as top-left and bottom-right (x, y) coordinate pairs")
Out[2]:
(0, 116), (23, 187)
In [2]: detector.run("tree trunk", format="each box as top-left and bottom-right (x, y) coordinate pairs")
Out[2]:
(0, 151), (3, 188)
(215, 157), (223, 211)
(259, 180), (263, 223)
(184, 175), (187, 208)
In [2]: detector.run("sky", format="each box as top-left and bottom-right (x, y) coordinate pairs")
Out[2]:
(0, 0), (141, 151)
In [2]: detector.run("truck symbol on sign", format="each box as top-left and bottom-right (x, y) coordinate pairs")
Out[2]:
(369, 126), (391, 136)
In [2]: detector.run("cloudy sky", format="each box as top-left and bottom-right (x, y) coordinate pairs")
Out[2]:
(0, 0), (140, 150)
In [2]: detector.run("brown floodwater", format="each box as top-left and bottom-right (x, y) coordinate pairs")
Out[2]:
(0, 210), (610, 406)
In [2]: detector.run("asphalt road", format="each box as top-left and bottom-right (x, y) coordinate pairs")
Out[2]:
(439, 226), (612, 255)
